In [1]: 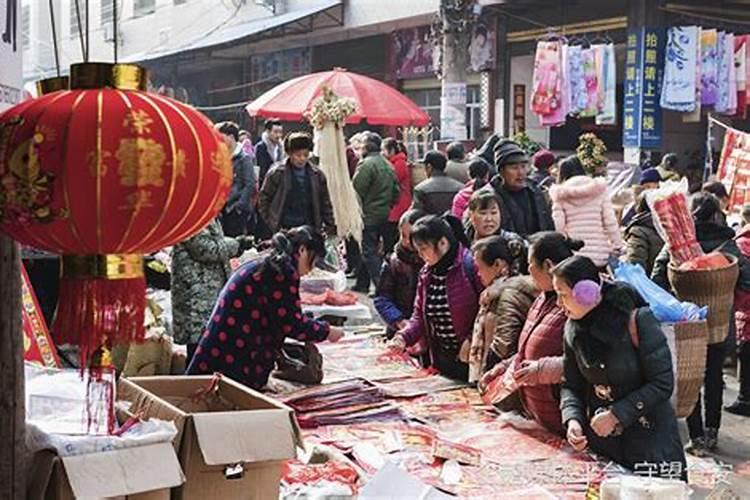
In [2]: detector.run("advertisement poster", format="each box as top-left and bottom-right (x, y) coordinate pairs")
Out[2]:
(441, 82), (467, 141)
(251, 47), (311, 88)
(22, 265), (61, 368)
(391, 23), (495, 79)
(0, 0), (22, 112)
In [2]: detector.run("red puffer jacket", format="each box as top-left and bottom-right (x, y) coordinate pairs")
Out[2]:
(387, 152), (412, 222)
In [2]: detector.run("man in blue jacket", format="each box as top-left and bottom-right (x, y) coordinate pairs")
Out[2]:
(216, 122), (256, 237)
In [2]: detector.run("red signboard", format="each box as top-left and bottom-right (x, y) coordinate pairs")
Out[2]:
(22, 264), (60, 368)
(717, 127), (750, 214)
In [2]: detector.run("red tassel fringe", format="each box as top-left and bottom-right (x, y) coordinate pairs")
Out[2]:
(53, 276), (146, 369)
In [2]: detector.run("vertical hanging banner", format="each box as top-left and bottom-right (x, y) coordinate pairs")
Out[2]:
(717, 125), (750, 214)
(623, 27), (665, 149)
(22, 265), (61, 368)
(0, 0), (22, 112)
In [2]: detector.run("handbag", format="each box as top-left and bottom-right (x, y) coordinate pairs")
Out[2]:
(274, 342), (324, 385)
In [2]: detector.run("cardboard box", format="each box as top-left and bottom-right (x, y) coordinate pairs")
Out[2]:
(45, 441), (184, 500)
(118, 376), (303, 500)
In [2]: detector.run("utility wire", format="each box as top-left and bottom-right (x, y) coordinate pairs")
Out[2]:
(48, 0), (61, 76)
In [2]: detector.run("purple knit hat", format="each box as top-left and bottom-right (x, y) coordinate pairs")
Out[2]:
(532, 149), (556, 170)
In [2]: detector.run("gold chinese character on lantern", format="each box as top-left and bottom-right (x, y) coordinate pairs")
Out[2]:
(116, 138), (166, 187)
(173, 149), (187, 178)
(211, 145), (232, 188)
(123, 109), (154, 135)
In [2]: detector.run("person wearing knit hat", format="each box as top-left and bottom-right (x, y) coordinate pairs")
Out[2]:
(530, 149), (556, 189)
(639, 168), (662, 189)
(476, 139), (554, 237)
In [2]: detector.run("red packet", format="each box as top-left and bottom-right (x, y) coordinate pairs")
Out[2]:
(432, 436), (482, 466)
(481, 367), (518, 406)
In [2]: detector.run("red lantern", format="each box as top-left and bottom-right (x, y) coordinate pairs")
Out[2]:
(0, 63), (231, 367)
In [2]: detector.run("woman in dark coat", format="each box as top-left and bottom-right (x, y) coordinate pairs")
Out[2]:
(186, 227), (344, 389)
(553, 256), (686, 477)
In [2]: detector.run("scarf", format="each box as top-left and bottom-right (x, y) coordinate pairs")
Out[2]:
(717, 32), (737, 114)
(568, 45), (587, 115)
(661, 26), (699, 112)
(531, 41), (563, 116)
(580, 48), (599, 117)
(262, 131), (282, 163)
(431, 241), (459, 276)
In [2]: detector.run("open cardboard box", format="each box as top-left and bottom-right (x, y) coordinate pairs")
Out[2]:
(45, 441), (183, 500)
(118, 375), (303, 500)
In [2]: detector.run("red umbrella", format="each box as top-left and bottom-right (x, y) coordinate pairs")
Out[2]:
(246, 68), (430, 127)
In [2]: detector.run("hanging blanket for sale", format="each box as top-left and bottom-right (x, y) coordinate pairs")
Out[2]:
(701, 29), (719, 105)
(567, 45), (587, 115)
(580, 48), (599, 117)
(717, 32), (737, 114)
(531, 41), (563, 116)
(596, 44), (617, 125)
(540, 43), (568, 127)
(661, 26), (699, 112)
(735, 35), (748, 118)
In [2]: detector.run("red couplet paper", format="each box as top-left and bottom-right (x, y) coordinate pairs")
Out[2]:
(22, 264), (61, 368)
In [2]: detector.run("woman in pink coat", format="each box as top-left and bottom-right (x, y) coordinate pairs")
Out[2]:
(548, 156), (623, 268)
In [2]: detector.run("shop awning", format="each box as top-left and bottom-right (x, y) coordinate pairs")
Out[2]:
(125, 0), (343, 64)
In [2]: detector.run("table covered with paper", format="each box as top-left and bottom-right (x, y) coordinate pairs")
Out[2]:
(271, 335), (699, 499)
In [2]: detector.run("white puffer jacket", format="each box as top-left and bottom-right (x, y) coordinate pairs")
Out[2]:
(549, 175), (624, 267)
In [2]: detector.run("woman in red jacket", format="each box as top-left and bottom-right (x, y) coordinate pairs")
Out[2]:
(479, 232), (582, 435)
(383, 138), (412, 251)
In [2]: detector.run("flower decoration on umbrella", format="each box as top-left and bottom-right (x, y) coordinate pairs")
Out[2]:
(305, 86), (357, 130)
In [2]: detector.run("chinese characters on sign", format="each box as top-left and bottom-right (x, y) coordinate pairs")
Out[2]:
(513, 85), (526, 133)
(623, 28), (664, 149)
(441, 83), (467, 141)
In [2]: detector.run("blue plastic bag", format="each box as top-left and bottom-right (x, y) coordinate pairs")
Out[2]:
(614, 263), (707, 322)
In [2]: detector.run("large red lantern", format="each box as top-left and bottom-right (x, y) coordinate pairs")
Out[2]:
(0, 63), (231, 367)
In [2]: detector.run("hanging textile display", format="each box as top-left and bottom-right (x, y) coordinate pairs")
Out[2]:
(567, 45), (587, 115)
(580, 48), (599, 117)
(540, 43), (568, 127)
(735, 35), (747, 118)
(716, 32), (737, 114)
(596, 44), (617, 125)
(531, 41), (563, 117)
(661, 26), (699, 112)
(700, 29), (719, 106)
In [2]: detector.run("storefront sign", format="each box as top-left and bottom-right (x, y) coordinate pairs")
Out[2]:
(391, 24), (495, 79)
(441, 82), (467, 140)
(717, 127), (750, 214)
(22, 265), (61, 368)
(513, 84), (526, 133)
(0, 0), (22, 112)
(623, 27), (664, 149)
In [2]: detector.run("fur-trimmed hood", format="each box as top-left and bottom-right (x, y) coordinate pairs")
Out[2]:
(549, 175), (609, 206)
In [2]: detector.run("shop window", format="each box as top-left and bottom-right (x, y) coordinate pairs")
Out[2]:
(22, 5), (30, 50)
(134, 0), (156, 17)
(100, 0), (113, 26)
(405, 85), (481, 141)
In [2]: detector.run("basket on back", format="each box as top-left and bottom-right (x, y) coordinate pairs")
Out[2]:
(665, 321), (708, 418)
(667, 255), (739, 345)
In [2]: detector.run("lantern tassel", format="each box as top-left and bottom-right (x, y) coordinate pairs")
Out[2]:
(53, 254), (146, 370)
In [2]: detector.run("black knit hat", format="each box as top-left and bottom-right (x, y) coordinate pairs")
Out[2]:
(493, 139), (528, 169)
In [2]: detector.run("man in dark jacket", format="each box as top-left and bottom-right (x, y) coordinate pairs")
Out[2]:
(412, 150), (464, 215)
(352, 132), (400, 292)
(216, 122), (256, 237)
(259, 132), (336, 237)
(254, 118), (284, 185)
(479, 140), (554, 237)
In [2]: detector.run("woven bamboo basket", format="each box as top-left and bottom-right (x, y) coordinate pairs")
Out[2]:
(667, 255), (739, 345)
(668, 321), (709, 418)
